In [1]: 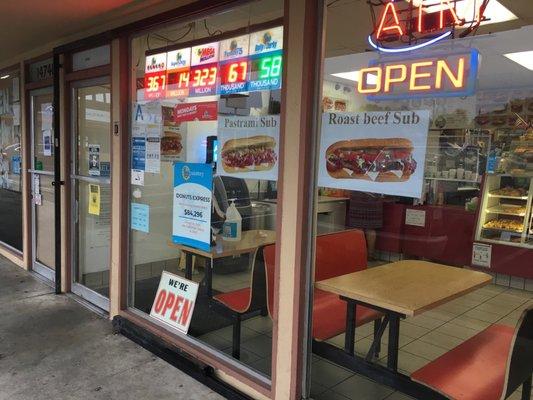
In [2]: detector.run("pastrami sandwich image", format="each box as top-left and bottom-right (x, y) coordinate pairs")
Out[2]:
(221, 135), (277, 173)
(325, 138), (417, 182)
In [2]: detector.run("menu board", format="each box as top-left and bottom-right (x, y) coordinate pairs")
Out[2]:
(143, 26), (283, 100)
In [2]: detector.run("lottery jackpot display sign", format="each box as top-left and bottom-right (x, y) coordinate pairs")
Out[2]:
(143, 26), (283, 100)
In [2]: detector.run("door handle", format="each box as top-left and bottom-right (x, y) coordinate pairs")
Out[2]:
(75, 200), (79, 224)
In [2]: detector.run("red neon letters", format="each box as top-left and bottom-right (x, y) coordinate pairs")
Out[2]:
(376, 0), (468, 39)
(376, 2), (404, 39)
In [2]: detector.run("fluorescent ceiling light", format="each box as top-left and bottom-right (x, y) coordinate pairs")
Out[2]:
(408, 0), (517, 25)
(331, 71), (378, 85)
(0, 75), (9, 79)
(504, 51), (533, 71)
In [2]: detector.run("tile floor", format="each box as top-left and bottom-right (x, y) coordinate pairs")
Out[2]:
(199, 275), (533, 400)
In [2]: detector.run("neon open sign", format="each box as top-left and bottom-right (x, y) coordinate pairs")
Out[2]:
(368, 0), (489, 53)
(358, 49), (479, 100)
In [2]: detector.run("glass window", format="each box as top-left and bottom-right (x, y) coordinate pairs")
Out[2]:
(0, 70), (23, 252)
(307, 1), (533, 399)
(128, 0), (283, 377)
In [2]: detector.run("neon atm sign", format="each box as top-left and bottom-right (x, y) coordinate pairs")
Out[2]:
(358, 49), (479, 100)
(368, 0), (489, 53)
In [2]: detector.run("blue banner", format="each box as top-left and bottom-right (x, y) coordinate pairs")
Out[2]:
(172, 162), (213, 252)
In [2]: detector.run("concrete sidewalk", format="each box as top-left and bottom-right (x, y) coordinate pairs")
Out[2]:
(0, 256), (225, 400)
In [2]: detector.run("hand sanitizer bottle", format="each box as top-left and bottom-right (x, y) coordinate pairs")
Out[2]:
(222, 199), (242, 241)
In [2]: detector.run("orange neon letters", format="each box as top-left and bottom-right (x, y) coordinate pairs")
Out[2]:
(355, 56), (469, 96)
(358, 67), (382, 94)
(376, 2), (404, 39)
(384, 64), (407, 92)
(409, 61), (433, 91)
(435, 58), (465, 89)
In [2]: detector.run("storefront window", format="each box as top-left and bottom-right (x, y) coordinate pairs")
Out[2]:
(0, 70), (23, 252)
(307, 1), (532, 399)
(128, 0), (283, 377)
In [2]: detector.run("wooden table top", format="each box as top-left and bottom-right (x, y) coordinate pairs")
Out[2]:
(169, 229), (276, 259)
(315, 260), (492, 317)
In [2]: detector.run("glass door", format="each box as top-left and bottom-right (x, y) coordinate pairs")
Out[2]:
(70, 78), (111, 311)
(30, 87), (55, 281)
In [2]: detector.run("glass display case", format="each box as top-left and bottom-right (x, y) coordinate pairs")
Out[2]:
(476, 174), (533, 248)
(424, 130), (490, 206)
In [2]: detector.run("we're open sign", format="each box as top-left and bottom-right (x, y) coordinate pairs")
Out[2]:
(150, 271), (199, 334)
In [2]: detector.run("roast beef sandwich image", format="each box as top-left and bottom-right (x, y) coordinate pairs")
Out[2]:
(326, 138), (417, 181)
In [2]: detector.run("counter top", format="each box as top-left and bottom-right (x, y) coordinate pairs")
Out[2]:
(258, 196), (349, 204)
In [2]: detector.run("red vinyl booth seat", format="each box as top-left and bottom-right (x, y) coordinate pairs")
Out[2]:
(264, 230), (382, 341)
(312, 288), (382, 341)
(411, 324), (515, 400)
(213, 288), (251, 314)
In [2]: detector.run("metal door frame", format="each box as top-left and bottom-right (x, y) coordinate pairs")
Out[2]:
(69, 76), (111, 311)
(29, 86), (56, 282)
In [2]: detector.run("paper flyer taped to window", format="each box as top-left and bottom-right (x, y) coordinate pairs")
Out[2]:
(88, 184), (101, 216)
(318, 111), (430, 198)
(145, 124), (161, 173)
(43, 129), (52, 156)
(131, 202), (150, 233)
(88, 145), (100, 176)
(131, 169), (144, 186)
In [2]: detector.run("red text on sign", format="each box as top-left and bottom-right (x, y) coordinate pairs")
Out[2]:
(153, 289), (194, 326)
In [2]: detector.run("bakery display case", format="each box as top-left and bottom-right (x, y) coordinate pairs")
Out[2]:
(476, 174), (533, 248)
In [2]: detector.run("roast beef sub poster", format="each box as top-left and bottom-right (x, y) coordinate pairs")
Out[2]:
(217, 115), (280, 181)
(319, 110), (430, 198)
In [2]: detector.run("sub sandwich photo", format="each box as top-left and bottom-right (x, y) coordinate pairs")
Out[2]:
(161, 132), (183, 156)
(221, 135), (277, 173)
(326, 138), (417, 181)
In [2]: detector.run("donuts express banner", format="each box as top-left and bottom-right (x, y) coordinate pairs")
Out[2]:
(217, 115), (280, 181)
(319, 110), (430, 198)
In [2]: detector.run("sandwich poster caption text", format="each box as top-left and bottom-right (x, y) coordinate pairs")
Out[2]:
(150, 271), (199, 334)
(217, 115), (280, 181)
(319, 110), (430, 198)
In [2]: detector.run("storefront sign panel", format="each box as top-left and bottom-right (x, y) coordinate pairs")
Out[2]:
(318, 110), (430, 198)
(172, 162), (212, 252)
(217, 115), (280, 181)
(150, 271), (199, 334)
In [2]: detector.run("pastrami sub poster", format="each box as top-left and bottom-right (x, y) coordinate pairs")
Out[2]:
(217, 115), (280, 181)
(318, 110), (430, 198)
